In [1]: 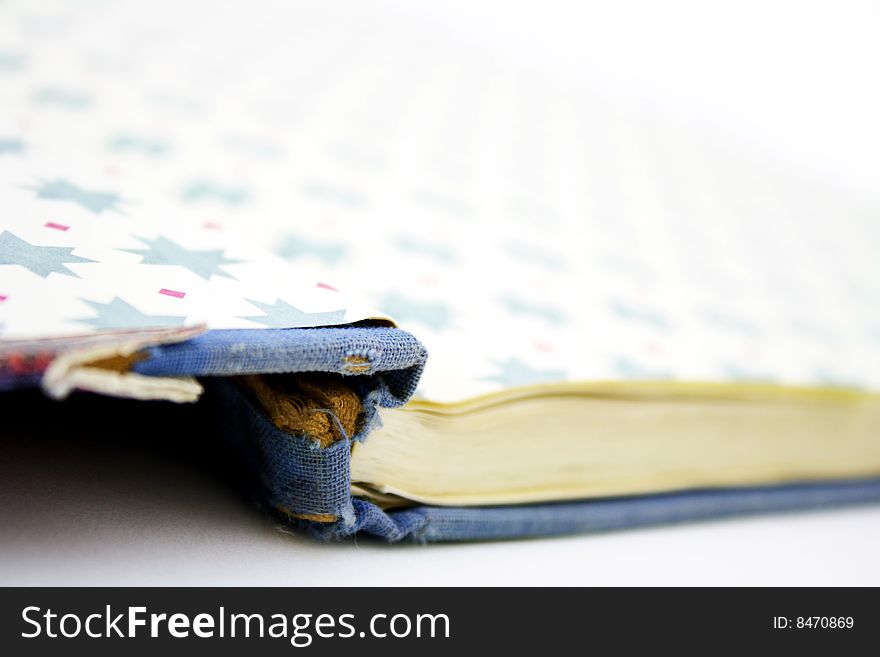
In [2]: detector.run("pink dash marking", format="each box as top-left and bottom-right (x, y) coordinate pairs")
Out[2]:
(645, 341), (664, 355)
(0, 294), (7, 303)
(44, 221), (69, 232)
(534, 341), (555, 353)
(203, 221), (223, 230)
(159, 288), (186, 299)
(316, 282), (338, 292)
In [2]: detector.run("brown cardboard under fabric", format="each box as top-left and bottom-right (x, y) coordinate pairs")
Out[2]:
(237, 373), (363, 448)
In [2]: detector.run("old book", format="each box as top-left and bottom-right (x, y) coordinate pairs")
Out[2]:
(1, 0), (878, 542)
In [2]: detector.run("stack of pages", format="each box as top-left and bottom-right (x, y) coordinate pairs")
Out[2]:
(1, 0), (878, 541)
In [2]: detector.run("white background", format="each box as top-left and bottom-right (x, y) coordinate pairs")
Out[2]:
(386, 0), (880, 204)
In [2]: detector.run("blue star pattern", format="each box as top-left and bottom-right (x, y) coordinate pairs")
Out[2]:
(508, 197), (560, 226)
(0, 49), (26, 71)
(107, 134), (170, 157)
(394, 236), (457, 263)
(607, 300), (670, 330)
(0, 138), (24, 154)
(722, 363), (776, 383)
(29, 179), (122, 214)
(500, 295), (565, 324)
(31, 87), (91, 110)
(240, 299), (346, 328)
(811, 367), (861, 390)
(481, 358), (567, 388)
(77, 297), (187, 329)
(412, 190), (469, 217)
(277, 235), (348, 264)
(378, 292), (453, 331)
(302, 181), (364, 208)
(182, 181), (250, 205)
(614, 357), (671, 380)
(223, 135), (280, 160)
(0, 231), (95, 278)
(122, 236), (241, 280)
(702, 309), (761, 337)
(505, 242), (563, 270)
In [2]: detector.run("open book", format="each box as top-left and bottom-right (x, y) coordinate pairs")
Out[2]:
(1, 0), (878, 541)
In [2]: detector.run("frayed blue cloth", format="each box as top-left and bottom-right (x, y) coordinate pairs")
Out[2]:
(133, 327), (427, 406)
(191, 327), (429, 528)
(206, 376), (359, 524)
(338, 479), (880, 542)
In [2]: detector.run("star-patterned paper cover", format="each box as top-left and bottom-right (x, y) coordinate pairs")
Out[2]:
(0, 179), (380, 336)
(1, 0), (879, 403)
